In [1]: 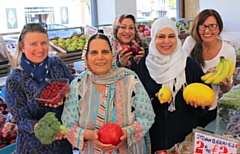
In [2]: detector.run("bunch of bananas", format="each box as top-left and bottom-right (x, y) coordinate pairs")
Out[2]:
(201, 56), (235, 84)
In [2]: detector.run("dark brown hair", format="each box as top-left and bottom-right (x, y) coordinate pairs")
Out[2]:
(190, 9), (223, 67)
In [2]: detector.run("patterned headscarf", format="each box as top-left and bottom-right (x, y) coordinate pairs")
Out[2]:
(111, 13), (141, 51)
(79, 33), (136, 133)
(146, 18), (188, 111)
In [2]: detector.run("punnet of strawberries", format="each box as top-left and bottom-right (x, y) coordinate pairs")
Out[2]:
(36, 78), (70, 106)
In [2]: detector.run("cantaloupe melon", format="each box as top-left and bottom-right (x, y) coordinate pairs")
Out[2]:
(183, 83), (216, 106)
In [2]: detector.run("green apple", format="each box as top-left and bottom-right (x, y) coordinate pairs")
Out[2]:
(58, 42), (65, 48)
(51, 40), (58, 44)
(58, 38), (65, 43)
(67, 46), (76, 51)
(72, 36), (79, 41)
(77, 46), (83, 50)
(66, 38), (73, 44)
(71, 41), (77, 45)
(73, 40), (78, 44)
(80, 34), (86, 40)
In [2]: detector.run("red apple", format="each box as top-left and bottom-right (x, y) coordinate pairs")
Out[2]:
(131, 44), (141, 56)
(98, 123), (123, 146)
(120, 45), (131, 53)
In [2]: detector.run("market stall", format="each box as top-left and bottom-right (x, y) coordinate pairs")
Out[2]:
(0, 26), (89, 153)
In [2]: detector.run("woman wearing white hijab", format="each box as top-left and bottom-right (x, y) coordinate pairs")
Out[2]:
(136, 18), (210, 153)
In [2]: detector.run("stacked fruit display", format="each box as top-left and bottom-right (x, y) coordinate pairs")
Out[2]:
(0, 97), (7, 114)
(175, 20), (189, 35)
(201, 56), (235, 84)
(50, 34), (89, 52)
(0, 113), (17, 149)
(219, 85), (240, 121)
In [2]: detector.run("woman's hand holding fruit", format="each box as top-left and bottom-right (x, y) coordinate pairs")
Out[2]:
(118, 40), (143, 67)
(114, 128), (127, 150)
(45, 93), (68, 108)
(131, 40), (145, 64)
(186, 99), (206, 109)
(134, 49), (144, 64)
(85, 130), (116, 153)
(118, 46), (132, 67)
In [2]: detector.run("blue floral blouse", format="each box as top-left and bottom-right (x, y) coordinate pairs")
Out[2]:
(4, 56), (74, 154)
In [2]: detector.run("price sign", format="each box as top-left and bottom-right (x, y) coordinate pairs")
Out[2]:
(5, 41), (17, 57)
(194, 130), (238, 154)
(102, 26), (112, 39)
(85, 25), (98, 37)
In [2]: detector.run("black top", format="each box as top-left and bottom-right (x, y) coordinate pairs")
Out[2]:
(136, 55), (209, 153)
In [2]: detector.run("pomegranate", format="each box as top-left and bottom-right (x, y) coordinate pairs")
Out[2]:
(98, 123), (123, 145)
(131, 44), (141, 56)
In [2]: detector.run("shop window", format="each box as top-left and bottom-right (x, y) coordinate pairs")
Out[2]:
(136, 0), (178, 21)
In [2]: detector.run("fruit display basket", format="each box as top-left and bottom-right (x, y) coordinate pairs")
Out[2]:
(35, 78), (70, 105)
(49, 33), (89, 54)
(0, 64), (10, 77)
(0, 50), (10, 77)
(218, 84), (240, 121)
(175, 18), (190, 35)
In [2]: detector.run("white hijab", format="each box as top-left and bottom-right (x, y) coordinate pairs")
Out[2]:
(146, 18), (188, 111)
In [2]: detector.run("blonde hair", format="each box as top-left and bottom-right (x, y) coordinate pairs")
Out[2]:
(14, 25), (48, 67)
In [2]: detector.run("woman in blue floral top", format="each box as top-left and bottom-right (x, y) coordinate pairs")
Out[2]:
(4, 23), (74, 154)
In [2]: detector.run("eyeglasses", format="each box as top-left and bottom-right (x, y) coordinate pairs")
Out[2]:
(198, 24), (218, 31)
(18, 22), (48, 41)
(23, 22), (48, 30)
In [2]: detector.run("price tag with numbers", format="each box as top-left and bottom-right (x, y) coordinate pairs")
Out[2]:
(194, 130), (239, 154)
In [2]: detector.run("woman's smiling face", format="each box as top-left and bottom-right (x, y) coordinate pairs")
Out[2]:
(155, 27), (177, 55)
(20, 32), (49, 64)
(86, 38), (113, 75)
(116, 18), (136, 45)
(198, 16), (220, 43)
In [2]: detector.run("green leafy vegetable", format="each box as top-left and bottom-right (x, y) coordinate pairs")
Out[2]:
(34, 112), (68, 144)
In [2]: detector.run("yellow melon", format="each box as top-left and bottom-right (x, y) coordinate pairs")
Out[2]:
(183, 83), (216, 106)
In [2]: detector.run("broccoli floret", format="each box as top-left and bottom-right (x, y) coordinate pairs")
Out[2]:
(34, 112), (69, 145)
(59, 125), (68, 134)
(51, 121), (61, 132)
